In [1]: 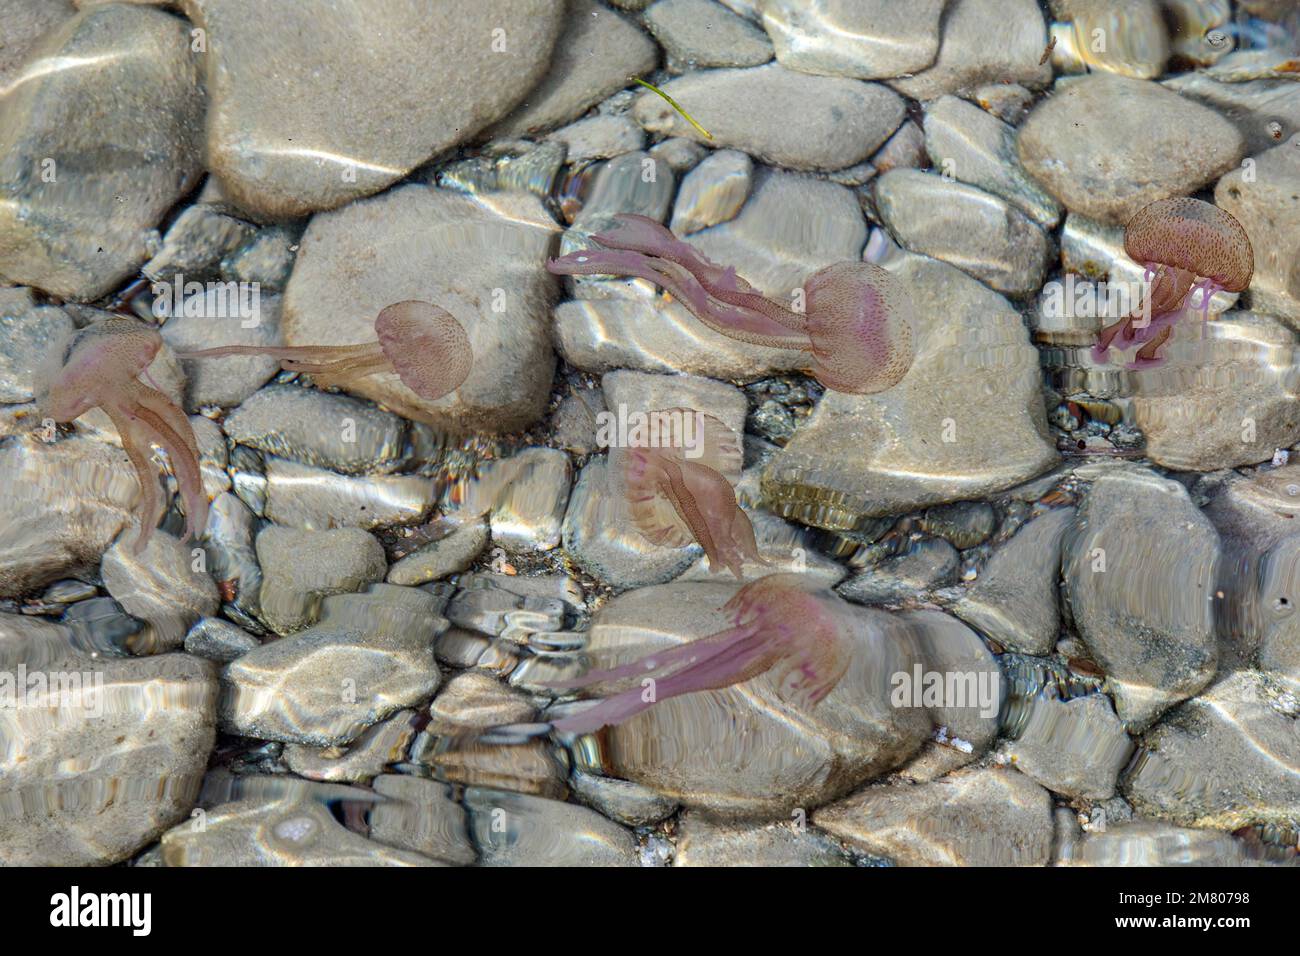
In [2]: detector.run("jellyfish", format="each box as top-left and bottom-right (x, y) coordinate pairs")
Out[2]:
(545, 573), (853, 734)
(1092, 198), (1254, 368)
(41, 318), (207, 552)
(176, 300), (473, 401)
(547, 215), (915, 394)
(610, 407), (764, 578)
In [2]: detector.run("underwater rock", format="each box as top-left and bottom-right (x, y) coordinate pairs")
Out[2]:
(161, 294), (283, 411)
(464, 788), (639, 867)
(1208, 466), (1300, 693)
(143, 204), (256, 284)
(183, 616), (260, 663)
(221, 224), (297, 293)
(1061, 819), (1285, 867)
(546, 114), (646, 163)
(1062, 467), (1220, 730)
(262, 457), (434, 531)
(491, 0), (655, 137)
(221, 584), (444, 746)
(368, 775), (477, 866)
(631, 63), (906, 171)
(200, 491), (261, 617)
(814, 766), (1055, 866)
(1048, 0), (1170, 80)
(1216, 134), (1300, 323)
(954, 507), (1072, 655)
(646, 0), (773, 71)
(161, 782), (435, 866)
(920, 500), (997, 550)
(670, 149), (754, 236)
(923, 94), (1063, 228)
(563, 458), (703, 587)
(181, 0), (562, 218)
(838, 539), (959, 605)
(0, 3), (204, 300)
(101, 531), (220, 653)
(894, 609), (1004, 779)
(875, 169), (1052, 297)
(1163, 71), (1300, 155)
(1124, 669), (1300, 830)
(444, 448), (571, 553)
(387, 519), (490, 586)
(569, 771), (680, 828)
(762, 242), (1056, 528)
(563, 581), (930, 818)
(1017, 75), (1246, 225)
(0, 615), (217, 866)
(0, 288), (75, 404)
(889, 0), (1052, 100)
(1122, 312), (1300, 471)
(224, 384), (407, 475)
(759, 0), (943, 80)
(0, 0), (76, 91)
(255, 525), (386, 635)
(282, 185), (559, 433)
(674, 810), (853, 866)
(283, 709), (420, 784)
(1005, 692), (1134, 799)
(426, 671), (535, 733)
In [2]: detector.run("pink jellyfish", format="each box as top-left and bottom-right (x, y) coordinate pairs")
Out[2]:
(176, 300), (473, 401)
(1092, 198), (1254, 368)
(546, 573), (853, 735)
(610, 407), (765, 579)
(43, 318), (207, 552)
(547, 215), (915, 394)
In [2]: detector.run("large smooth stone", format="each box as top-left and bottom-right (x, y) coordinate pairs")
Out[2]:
(565, 581), (931, 819)
(491, 0), (656, 137)
(0, 4), (205, 299)
(814, 766), (1056, 866)
(0, 615), (217, 866)
(180, 0), (564, 218)
(1215, 133), (1300, 324)
(1017, 75), (1245, 225)
(1062, 467), (1220, 730)
(761, 242), (1057, 529)
(0, 436), (138, 597)
(1124, 669), (1300, 831)
(631, 63), (905, 172)
(281, 184), (560, 433)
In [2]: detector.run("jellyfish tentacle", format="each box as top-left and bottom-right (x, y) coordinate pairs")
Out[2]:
(543, 620), (763, 692)
(103, 405), (167, 553)
(551, 624), (773, 734)
(117, 381), (208, 543)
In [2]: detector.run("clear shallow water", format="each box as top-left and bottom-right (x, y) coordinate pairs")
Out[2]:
(0, 0), (1298, 869)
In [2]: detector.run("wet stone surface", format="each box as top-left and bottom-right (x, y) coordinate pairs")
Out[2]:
(5, 0), (1300, 869)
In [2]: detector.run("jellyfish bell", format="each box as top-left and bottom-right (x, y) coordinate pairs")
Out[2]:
(803, 261), (916, 394)
(1093, 197), (1254, 367)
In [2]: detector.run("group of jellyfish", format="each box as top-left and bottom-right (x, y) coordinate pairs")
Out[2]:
(36, 196), (1252, 735)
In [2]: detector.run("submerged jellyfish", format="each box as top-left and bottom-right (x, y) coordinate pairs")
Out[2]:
(1092, 198), (1254, 368)
(545, 573), (853, 734)
(177, 300), (473, 401)
(42, 318), (207, 552)
(547, 214), (915, 394)
(610, 407), (764, 578)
